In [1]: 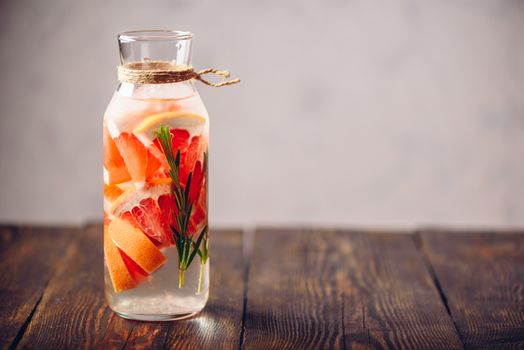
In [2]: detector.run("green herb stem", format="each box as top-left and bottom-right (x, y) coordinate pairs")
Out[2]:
(155, 125), (209, 290)
(197, 262), (205, 294)
(179, 269), (185, 289)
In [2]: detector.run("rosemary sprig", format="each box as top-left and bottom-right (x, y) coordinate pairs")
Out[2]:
(196, 152), (209, 293)
(155, 125), (207, 288)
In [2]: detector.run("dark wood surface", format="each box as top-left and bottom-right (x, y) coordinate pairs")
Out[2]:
(0, 226), (522, 349)
(418, 231), (524, 349)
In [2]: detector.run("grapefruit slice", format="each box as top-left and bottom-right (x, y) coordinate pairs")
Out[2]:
(109, 217), (166, 274)
(103, 124), (131, 185)
(188, 160), (204, 204)
(104, 225), (137, 293)
(118, 249), (149, 284)
(181, 135), (201, 185)
(114, 132), (168, 183)
(113, 133), (147, 182)
(105, 99), (180, 135)
(133, 111), (206, 142)
(111, 183), (174, 248)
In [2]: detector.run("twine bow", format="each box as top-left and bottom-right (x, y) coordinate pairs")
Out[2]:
(117, 60), (240, 86)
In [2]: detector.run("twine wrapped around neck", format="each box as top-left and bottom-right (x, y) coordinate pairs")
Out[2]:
(117, 60), (240, 87)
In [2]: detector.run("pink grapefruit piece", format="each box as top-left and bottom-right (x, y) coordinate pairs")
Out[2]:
(103, 124), (131, 185)
(111, 183), (174, 248)
(104, 224), (137, 293)
(109, 217), (166, 274)
(118, 249), (149, 284)
(114, 133), (148, 182)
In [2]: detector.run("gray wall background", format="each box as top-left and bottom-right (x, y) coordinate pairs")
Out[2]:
(0, 0), (523, 227)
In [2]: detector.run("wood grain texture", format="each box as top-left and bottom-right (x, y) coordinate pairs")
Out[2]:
(17, 225), (112, 349)
(0, 225), (77, 349)
(419, 231), (524, 349)
(341, 232), (463, 350)
(4, 226), (524, 349)
(244, 229), (463, 350)
(244, 229), (343, 350)
(99, 229), (245, 350)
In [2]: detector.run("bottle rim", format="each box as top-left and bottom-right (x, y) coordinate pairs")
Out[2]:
(118, 30), (193, 43)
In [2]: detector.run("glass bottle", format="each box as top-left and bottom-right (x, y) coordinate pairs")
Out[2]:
(103, 30), (211, 321)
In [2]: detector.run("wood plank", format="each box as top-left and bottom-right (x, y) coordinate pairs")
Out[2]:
(0, 225), (77, 349)
(342, 232), (463, 349)
(419, 231), (524, 349)
(244, 229), (343, 350)
(99, 229), (245, 350)
(17, 224), (112, 349)
(244, 229), (463, 349)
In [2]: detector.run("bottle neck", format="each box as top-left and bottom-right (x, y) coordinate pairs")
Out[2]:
(116, 30), (197, 98)
(118, 30), (193, 67)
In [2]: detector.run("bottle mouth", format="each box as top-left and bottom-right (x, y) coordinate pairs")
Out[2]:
(118, 30), (193, 42)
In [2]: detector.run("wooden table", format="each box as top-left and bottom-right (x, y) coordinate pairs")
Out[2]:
(1, 225), (523, 349)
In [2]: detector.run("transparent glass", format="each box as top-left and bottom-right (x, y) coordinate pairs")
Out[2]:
(103, 30), (209, 321)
